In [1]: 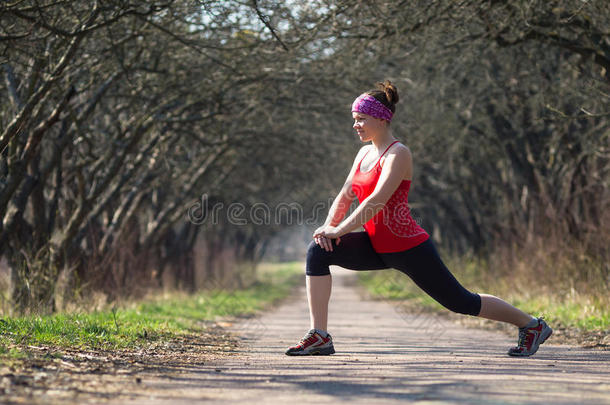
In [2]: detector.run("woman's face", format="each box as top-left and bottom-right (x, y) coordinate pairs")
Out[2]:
(352, 112), (386, 142)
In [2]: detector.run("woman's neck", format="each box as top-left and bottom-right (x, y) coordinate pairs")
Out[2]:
(370, 131), (395, 154)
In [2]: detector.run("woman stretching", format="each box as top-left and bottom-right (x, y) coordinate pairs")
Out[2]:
(286, 81), (552, 357)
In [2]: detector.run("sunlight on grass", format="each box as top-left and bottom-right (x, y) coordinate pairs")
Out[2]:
(0, 262), (302, 355)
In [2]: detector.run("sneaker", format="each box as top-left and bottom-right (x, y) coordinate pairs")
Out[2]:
(508, 317), (553, 357)
(285, 329), (335, 356)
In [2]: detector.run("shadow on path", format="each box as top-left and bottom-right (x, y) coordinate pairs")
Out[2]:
(120, 268), (610, 405)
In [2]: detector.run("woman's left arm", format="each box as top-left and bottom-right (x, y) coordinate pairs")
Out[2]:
(314, 146), (412, 239)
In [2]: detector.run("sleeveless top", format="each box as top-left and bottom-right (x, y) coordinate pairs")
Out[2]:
(351, 140), (429, 253)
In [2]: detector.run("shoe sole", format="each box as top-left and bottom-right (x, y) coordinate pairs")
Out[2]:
(285, 346), (335, 356)
(508, 326), (553, 357)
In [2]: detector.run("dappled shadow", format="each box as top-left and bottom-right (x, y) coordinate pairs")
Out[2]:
(100, 336), (610, 405)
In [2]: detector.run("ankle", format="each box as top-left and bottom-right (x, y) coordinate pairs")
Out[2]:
(519, 317), (538, 328)
(314, 328), (328, 337)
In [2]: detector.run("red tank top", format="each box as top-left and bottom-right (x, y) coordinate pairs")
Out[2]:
(351, 141), (429, 253)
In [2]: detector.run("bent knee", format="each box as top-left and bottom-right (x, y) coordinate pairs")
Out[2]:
(306, 241), (331, 276)
(444, 292), (481, 316)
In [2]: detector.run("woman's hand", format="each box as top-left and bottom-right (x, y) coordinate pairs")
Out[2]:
(313, 226), (342, 252)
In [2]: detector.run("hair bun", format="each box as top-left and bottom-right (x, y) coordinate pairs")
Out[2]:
(377, 80), (399, 107)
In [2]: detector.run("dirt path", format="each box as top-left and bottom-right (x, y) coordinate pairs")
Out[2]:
(117, 268), (610, 405)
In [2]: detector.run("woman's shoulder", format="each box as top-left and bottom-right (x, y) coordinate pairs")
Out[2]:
(388, 141), (411, 156)
(380, 142), (412, 169)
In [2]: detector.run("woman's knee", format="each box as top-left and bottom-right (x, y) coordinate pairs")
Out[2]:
(443, 292), (481, 316)
(306, 241), (331, 276)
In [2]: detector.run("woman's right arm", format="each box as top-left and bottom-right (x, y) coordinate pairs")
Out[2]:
(319, 146), (369, 228)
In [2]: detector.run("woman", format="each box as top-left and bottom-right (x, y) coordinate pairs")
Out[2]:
(286, 81), (552, 357)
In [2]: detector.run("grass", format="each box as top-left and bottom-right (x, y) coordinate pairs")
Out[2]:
(0, 261), (302, 356)
(358, 258), (610, 333)
(507, 293), (610, 331)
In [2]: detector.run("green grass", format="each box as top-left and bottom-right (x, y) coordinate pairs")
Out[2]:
(0, 261), (302, 355)
(358, 271), (444, 308)
(507, 294), (610, 331)
(358, 265), (610, 332)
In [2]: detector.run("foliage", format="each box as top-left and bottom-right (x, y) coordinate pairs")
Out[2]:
(0, 261), (301, 351)
(1, 1), (608, 312)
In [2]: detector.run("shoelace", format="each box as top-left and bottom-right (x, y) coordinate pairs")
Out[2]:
(299, 331), (317, 345)
(517, 322), (540, 348)
(516, 327), (528, 347)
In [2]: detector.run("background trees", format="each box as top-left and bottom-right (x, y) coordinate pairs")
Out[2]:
(1, 0), (608, 313)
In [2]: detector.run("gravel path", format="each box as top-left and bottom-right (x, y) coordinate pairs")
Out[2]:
(122, 268), (610, 405)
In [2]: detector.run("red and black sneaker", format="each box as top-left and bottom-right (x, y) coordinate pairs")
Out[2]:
(285, 329), (335, 356)
(508, 317), (553, 357)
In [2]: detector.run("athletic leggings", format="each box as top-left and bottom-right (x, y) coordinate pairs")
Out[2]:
(306, 232), (481, 316)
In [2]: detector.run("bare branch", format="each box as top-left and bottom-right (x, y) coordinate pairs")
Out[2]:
(251, 0), (289, 51)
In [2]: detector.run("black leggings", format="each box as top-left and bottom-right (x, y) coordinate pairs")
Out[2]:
(306, 232), (481, 316)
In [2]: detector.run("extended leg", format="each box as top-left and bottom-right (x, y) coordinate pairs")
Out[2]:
(478, 294), (533, 327)
(382, 239), (538, 328)
(381, 240), (483, 317)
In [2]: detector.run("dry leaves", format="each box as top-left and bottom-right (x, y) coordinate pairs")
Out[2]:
(0, 324), (239, 404)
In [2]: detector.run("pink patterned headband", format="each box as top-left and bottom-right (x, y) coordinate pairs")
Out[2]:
(351, 94), (393, 122)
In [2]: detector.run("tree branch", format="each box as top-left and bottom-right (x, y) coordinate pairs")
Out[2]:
(251, 0), (289, 51)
